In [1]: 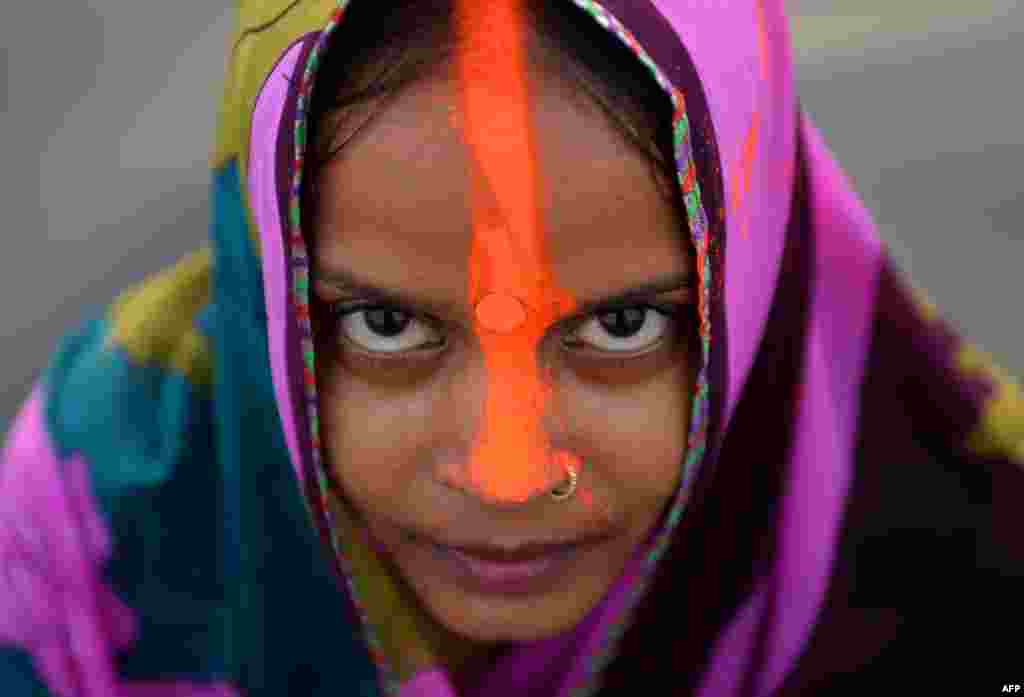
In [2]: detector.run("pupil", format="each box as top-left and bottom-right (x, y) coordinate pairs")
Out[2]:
(365, 308), (410, 337)
(599, 307), (645, 338)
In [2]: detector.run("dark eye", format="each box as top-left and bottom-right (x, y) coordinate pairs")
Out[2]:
(334, 304), (443, 353)
(363, 307), (412, 337)
(597, 307), (647, 338)
(567, 306), (673, 353)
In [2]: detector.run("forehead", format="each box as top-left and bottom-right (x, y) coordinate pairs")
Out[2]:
(312, 70), (689, 302)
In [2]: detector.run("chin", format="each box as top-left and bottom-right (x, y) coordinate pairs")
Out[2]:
(384, 528), (638, 645)
(372, 515), (641, 645)
(437, 603), (588, 644)
(407, 569), (610, 644)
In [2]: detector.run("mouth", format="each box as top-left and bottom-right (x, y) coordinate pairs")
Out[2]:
(421, 533), (608, 596)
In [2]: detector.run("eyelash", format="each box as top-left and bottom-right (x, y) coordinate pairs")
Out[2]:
(327, 298), (691, 359)
(324, 301), (440, 363)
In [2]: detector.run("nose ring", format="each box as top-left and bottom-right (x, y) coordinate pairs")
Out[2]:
(550, 462), (578, 501)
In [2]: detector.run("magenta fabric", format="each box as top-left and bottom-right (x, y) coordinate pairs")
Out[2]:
(0, 389), (240, 697)
(653, 0), (801, 426)
(251, 38), (312, 490)
(694, 114), (883, 696)
(0, 387), (135, 696)
(399, 670), (457, 697)
(654, 5), (880, 696)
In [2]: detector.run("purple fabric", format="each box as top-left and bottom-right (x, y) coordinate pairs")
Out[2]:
(692, 114), (881, 697)
(751, 117), (879, 691)
(400, 669), (458, 697)
(0, 388), (240, 697)
(647, 5), (880, 695)
(250, 39), (310, 489)
(653, 0), (800, 429)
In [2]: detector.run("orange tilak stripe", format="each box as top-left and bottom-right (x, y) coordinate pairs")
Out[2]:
(454, 0), (582, 503)
(475, 292), (527, 333)
(755, 0), (770, 82)
(731, 110), (760, 241)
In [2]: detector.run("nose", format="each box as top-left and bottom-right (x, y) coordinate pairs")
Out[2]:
(439, 456), (567, 506)
(452, 0), (586, 506)
(439, 340), (575, 506)
(439, 448), (579, 506)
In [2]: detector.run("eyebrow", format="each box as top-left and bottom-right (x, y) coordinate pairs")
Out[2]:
(313, 268), (460, 318)
(570, 271), (693, 317)
(313, 268), (693, 320)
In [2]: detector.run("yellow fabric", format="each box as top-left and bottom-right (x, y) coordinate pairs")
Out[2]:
(958, 343), (1024, 467)
(108, 248), (214, 388)
(908, 282), (940, 324)
(214, 0), (337, 174)
(212, 1), (340, 255)
(908, 283), (1022, 467)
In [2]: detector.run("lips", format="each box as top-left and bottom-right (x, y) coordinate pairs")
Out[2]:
(447, 546), (569, 587)
(420, 533), (606, 596)
(444, 540), (581, 563)
(430, 541), (577, 595)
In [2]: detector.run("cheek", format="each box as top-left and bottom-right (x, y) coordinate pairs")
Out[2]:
(317, 362), (438, 506)
(316, 337), (695, 517)
(564, 362), (692, 503)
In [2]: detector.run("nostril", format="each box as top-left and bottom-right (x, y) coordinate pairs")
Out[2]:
(437, 457), (568, 504)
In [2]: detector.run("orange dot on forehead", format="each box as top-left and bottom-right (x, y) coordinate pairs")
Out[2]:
(475, 292), (527, 333)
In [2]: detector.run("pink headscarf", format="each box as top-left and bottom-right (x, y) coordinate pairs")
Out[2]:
(254, 1), (883, 694)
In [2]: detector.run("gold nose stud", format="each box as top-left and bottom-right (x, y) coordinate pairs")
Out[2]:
(550, 462), (578, 501)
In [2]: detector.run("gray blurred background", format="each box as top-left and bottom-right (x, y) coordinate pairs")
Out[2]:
(1, 1), (1021, 429)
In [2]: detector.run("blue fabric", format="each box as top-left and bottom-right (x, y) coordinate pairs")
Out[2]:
(0, 648), (50, 696)
(1, 159), (380, 694)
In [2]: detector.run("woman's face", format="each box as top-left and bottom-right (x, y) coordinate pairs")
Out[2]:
(312, 67), (697, 643)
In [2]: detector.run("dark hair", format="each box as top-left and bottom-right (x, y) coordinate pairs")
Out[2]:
(302, 0), (685, 225)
